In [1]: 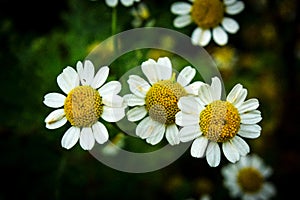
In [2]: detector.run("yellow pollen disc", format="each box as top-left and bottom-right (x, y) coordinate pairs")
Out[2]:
(191, 0), (224, 29)
(145, 80), (187, 124)
(199, 100), (240, 143)
(64, 86), (103, 127)
(237, 167), (264, 193)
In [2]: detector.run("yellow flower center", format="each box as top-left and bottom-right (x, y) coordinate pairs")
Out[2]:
(191, 0), (224, 29)
(145, 78), (187, 125)
(64, 86), (103, 127)
(237, 167), (264, 193)
(199, 100), (240, 143)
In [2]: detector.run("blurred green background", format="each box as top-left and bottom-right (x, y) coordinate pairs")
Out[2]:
(0, 0), (299, 199)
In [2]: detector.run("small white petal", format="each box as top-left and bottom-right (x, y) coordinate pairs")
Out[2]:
(198, 84), (213, 105)
(136, 117), (165, 139)
(91, 66), (109, 89)
(45, 109), (67, 129)
(76, 61), (84, 77)
(123, 94), (145, 106)
(231, 136), (250, 156)
(179, 125), (202, 142)
(157, 57), (173, 81)
(145, 129), (165, 145)
(43, 93), (66, 108)
(105, 0), (118, 7)
(224, 0), (236, 5)
(206, 142), (221, 167)
(102, 94), (124, 107)
(213, 26), (228, 46)
(177, 66), (196, 87)
(92, 121), (109, 144)
(226, 1), (245, 15)
(210, 77), (222, 100)
(226, 83), (247, 107)
(238, 98), (259, 113)
(240, 110), (262, 124)
(57, 67), (79, 94)
(165, 124), (180, 145)
(177, 96), (202, 114)
(99, 81), (122, 96)
(222, 17), (239, 34)
(171, 2), (192, 15)
(101, 106), (125, 122)
(80, 127), (95, 150)
(126, 106), (147, 122)
(80, 60), (95, 86)
(222, 141), (240, 163)
(121, 0), (134, 7)
(184, 81), (205, 95)
(191, 28), (211, 46)
(238, 124), (261, 138)
(174, 15), (192, 28)
(175, 112), (199, 126)
(191, 137), (208, 158)
(61, 126), (80, 149)
(127, 75), (150, 98)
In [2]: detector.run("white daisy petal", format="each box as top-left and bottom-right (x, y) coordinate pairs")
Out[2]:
(238, 98), (259, 113)
(184, 81), (205, 95)
(179, 125), (202, 142)
(175, 112), (199, 126)
(226, 83), (247, 107)
(222, 141), (240, 163)
(226, 1), (245, 15)
(45, 109), (67, 129)
(166, 124), (180, 145)
(80, 127), (95, 150)
(222, 17), (239, 34)
(231, 136), (250, 156)
(146, 129), (165, 145)
(141, 59), (160, 84)
(61, 126), (80, 149)
(121, 0), (134, 7)
(91, 66), (109, 89)
(81, 60), (95, 86)
(136, 117), (165, 139)
(198, 84), (213, 105)
(43, 93), (66, 108)
(98, 81), (122, 96)
(101, 106), (125, 122)
(157, 57), (173, 80)
(126, 106), (147, 122)
(102, 94), (124, 107)
(171, 2), (192, 15)
(76, 61), (84, 77)
(57, 67), (79, 94)
(224, 0), (236, 5)
(174, 15), (192, 28)
(238, 124), (261, 138)
(191, 137), (208, 158)
(240, 110), (262, 124)
(123, 94), (145, 106)
(177, 96), (202, 114)
(127, 75), (151, 98)
(105, 0), (118, 7)
(191, 28), (211, 46)
(213, 26), (228, 46)
(210, 77), (222, 100)
(206, 142), (221, 167)
(177, 66), (196, 87)
(92, 121), (109, 144)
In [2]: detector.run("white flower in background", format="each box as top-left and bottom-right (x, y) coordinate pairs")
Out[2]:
(171, 0), (245, 46)
(176, 77), (262, 167)
(221, 154), (276, 200)
(43, 60), (126, 150)
(124, 57), (201, 145)
(130, 2), (155, 28)
(105, 0), (140, 7)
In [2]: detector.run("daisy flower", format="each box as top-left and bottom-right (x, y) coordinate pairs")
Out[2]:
(43, 60), (126, 150)
(124, 57), (201, 145)
(171, 0), (245, 46)
(105, 0), (140, 7)
(176, 77), (262, 167)
(221, 154), (276, 200)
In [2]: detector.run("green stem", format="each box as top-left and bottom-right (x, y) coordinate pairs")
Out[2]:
(111, 7), (117, 36)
